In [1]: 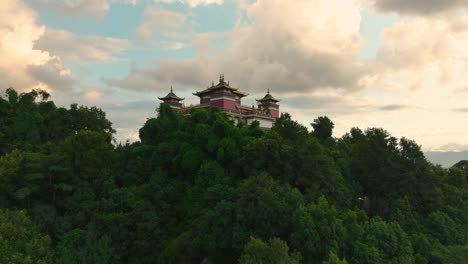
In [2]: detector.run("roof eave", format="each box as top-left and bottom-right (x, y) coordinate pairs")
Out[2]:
(159, 96), (185, 101)
(256, 98), (281, 102)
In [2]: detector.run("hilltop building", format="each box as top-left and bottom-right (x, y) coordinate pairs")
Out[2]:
(158, 75), (281, 129)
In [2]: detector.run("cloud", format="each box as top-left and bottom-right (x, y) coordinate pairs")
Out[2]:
(103, 59), (212, 92)
(29, 0), (137, 20)
(26, 57), (76, 90)
(0, 0), (74, 93)
(34, 29), (132, 63)
(103, 100), (158, 142)
(29, 0), (222, 22)
(370, 0), (466, 16)
(220, 0), (366, 93)
(454, 107), (468, 113)
(110, 0), (367, 94)
(106, 100), (157, 111)
(365, 10), (468, 91)
(430, 143), (468, 152)
(454, 86), (468, 96)
(137, 7), (189, 43)
(274, 92), (376, 118)
(379, 104), (411, 111)
(153, 0), (223, 8)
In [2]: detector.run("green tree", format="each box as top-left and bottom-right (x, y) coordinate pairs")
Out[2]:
(272, 113), (308, 144)
(291, 197), (344, 263)
(56, 229), (117, 264)
(364, 217), (414, 264)
(453, 160), (468, 174)
(238, 237), (301, 264)
(312, 116), (334, 139)
(0, 209), (53, 264)
(322, 252), (348, 264)
(427, 211), (462, 245)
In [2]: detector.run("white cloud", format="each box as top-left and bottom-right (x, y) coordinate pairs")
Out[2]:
(429, 143), (468, 152)
(35, 29), (132, 63)
(348, 8), (468, 151)
(455, 86), (468, 96)
(367, 10), (468, 91)
(109, 0), (367, 94)
(29, 0), (138, 20)
(153, 0), (223, 8)
(137, 7), (189, 43)
(0, 0), (74, 93)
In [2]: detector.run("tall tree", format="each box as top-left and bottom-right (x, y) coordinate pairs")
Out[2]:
(0, 209), (53, 264)
(311, 116), (334, 139)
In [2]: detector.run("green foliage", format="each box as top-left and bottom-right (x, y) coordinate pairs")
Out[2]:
(56, 229), (117, 264)
(453, 160), (468, 174)
(238, 237), (301, 264)
(427, 211), (463, 245)
(322, 252), (348, 264)
(0, 209), (53, 264)
(291, 197), (344, 262)
(0, 88), (115, 156)
(312, 116), (334, 139)
(363, 217), (414, 264)
(0, 88), (467, 264)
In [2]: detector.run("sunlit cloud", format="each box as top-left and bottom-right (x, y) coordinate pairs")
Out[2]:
(35, 29), (132, 63)
(0, 0), (74, 93)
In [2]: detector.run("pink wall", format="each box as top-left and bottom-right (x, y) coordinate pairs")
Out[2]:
(209, 100), (237, 109)
(270, 110), (279, 118)
(210, 100), (224, 108)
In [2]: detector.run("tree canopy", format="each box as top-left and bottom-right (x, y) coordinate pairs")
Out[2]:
(0, 88), (467, 263)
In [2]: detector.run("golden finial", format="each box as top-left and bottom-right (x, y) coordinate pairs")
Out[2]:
(212, 80), (214, 86)
(170, 86), (173, 93)
(267, 88), (270, 94)
(220, 74), (224, 83)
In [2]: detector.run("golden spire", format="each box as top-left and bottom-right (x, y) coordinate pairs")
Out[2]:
(267, 88), (270, 94)
(220, 74), (224, 83)
(170, 86), (173, 93)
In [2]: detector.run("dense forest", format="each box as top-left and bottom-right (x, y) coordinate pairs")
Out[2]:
(0, 88), (467, 264)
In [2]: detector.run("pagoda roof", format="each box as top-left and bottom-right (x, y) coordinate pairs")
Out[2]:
(256, 89), (280, 102)
(158, 87), (184, 101)
(193, 74), (249, 97)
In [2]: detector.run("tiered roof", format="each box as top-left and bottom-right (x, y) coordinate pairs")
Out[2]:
(158, 87), (184, 101)
(193, 74), (249, 97)
(256, 89), (280, 103)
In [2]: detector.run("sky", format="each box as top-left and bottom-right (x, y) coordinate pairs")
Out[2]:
(1, 0), (468, 151)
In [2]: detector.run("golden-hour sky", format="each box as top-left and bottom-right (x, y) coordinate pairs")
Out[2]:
(1, 0), (468, 151)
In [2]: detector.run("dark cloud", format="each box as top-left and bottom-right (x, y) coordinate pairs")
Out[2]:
(379, 104), (410, 111)
(371, 0), (466, 15)
(103, 59), (213, 92)
(26, 58), (76, 91)
(454, 107), (468, 113)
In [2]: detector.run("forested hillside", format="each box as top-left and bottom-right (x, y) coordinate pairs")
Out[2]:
(1, 89), (467, 264)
